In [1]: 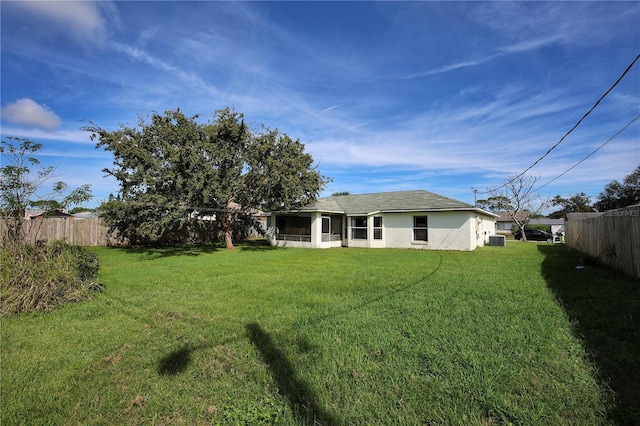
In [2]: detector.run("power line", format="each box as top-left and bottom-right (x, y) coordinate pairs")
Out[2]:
(480, 53), (640, 195)
(531, 113), (640, 193)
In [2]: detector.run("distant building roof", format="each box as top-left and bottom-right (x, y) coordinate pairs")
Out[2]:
(72, 211), (100, 219)
(495, 211), (528, 222)
(27, 209), (72, 219)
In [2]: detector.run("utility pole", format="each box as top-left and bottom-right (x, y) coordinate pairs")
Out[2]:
(471, 187), (478, 206)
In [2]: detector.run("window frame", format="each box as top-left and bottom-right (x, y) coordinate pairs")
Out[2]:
(351, 216), (368, 240)
(413, 215), (428, 242)
(373, 216), (383, 240)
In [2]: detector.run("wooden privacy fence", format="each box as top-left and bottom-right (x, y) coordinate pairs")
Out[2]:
(565, 205), (640, 279)
(1, 218), (112, 247)
(1, 216), (267, 246)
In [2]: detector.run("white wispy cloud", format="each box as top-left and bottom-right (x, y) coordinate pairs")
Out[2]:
(398, 34), (562, 80)
(321, 105), (343, 113)
(0, 125), (93, 144)
(304, 80), (635, 185)
(115, 44), (211, 90)
(6, 1), (116, 45)
(475, 2), (637, 47)
(1, 99), (61, 131)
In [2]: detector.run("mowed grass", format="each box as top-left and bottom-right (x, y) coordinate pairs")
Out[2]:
(2, 242), (638, 425)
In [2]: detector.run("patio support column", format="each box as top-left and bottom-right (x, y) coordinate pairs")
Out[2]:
(310, 212), (322, 248)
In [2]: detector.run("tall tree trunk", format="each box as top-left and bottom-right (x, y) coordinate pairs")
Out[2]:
(220, 212), (234, 249)
(512, 216), (528, 241)
(221, 205), (238, 250)
(518, 223), (528, 241)
(224, 227), (234, 249)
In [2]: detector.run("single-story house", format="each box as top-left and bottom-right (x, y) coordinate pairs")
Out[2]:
(268, 190), (498, 251)
(495, 211), (528, 234)
(528, 218), (565, 235)
(495, 212), (564, 235)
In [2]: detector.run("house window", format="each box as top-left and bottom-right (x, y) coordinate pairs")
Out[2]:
(413, 216), (428, 241)
(351, 216), (367, 240)
(373, 216), (383, 240)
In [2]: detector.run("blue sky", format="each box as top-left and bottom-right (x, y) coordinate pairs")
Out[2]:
(1, 1), (639, 210)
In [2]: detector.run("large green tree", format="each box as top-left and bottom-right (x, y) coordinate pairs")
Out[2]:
(476, 195), (511, 213)
(593, 165), (640, 211)
(85, 108), (328, 248)
(548, 192), (595, 219)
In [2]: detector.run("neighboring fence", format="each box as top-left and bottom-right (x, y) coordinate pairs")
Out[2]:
(1, 218), (112, 247)
(565, 205), (640, 279)
(1, 216), (267, 247)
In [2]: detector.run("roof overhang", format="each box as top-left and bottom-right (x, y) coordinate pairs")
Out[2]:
(275, 207), (499, 217)
(273, 208), (345, 215)
(349, 207), (499, 217)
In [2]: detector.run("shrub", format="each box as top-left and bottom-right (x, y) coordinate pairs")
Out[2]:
(510, 223), (549, 233)
(527, 223), (549, 232)
(0, 240), (100, 315)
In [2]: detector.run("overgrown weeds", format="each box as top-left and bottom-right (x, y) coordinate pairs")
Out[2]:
(0, 240), (100, 315)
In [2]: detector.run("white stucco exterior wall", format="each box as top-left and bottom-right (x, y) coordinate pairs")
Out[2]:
(271, 210), (496, 251)
(365, 212), (447, 250)
(475, 214), (496, 248)
(380, 211), (495, 251)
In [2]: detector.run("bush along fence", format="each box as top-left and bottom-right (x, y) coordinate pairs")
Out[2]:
(0, 218), (114, 247)
(565, 205), (640, 279)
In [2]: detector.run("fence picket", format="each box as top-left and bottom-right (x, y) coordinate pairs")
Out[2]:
(0, 218), (112, 247)
(565, 205), (640, 278)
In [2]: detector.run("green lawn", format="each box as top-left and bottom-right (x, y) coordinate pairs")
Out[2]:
(1, 242), (638, 425)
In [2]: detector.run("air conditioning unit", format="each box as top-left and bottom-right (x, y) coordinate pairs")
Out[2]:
(489, 235), (506, 247)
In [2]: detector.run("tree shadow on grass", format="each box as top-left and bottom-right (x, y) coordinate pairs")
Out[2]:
(136, 244), (222, 259)
(237, 239), (280, 252)
(104, 243), (222, 259)
(538, 244), (640, 425)
(155, 337), (239, 377)
(246, 322), (338, 426)
(105, 240), (278, 258)
(158, 346), (192, 376)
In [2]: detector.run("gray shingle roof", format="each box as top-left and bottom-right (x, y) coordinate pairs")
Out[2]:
(298, 190), (476, 215)
(495, 211), (528, 222)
